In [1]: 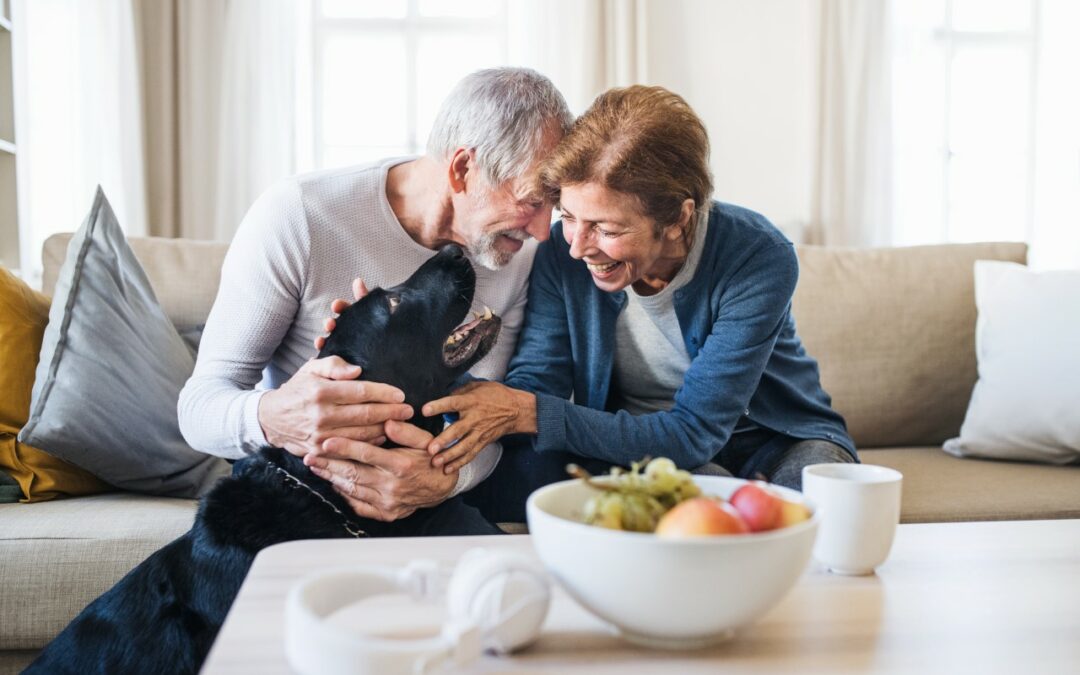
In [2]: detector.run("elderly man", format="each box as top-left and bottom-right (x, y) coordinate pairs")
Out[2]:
(178, 68), (572, 533)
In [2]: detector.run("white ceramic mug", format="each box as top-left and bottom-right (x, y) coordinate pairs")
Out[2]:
(801, 464), (903, 575)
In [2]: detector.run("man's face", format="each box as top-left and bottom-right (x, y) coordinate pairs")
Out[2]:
(457, 165), (554, 270)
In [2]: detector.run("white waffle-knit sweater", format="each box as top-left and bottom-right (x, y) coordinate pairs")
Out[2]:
(178, 158), (537, 495)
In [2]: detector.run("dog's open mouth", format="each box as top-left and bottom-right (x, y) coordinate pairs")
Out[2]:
(443, 306), (502, 368)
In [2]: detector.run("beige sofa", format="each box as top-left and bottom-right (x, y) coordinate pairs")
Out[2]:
(2, 235), (1078, 673)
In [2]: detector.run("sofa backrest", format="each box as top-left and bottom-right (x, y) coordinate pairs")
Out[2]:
(792, 242), (1027, 448)
(42, 234), (1027, 449)
(43, 233), (228, 332)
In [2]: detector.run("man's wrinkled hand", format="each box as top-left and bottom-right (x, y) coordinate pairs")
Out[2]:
(257, 355), (413, 459)
(303, 420), (457, 521)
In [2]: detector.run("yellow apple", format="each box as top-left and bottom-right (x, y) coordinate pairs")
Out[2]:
(778, 499), (811, 527)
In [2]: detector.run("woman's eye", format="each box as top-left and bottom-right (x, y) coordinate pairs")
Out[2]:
(387, 295), (401, 313)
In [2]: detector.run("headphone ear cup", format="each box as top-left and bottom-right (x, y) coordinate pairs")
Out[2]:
(446, 549), (551, 654)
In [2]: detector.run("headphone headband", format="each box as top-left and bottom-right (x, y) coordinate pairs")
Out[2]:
(285, 551), (550, 675)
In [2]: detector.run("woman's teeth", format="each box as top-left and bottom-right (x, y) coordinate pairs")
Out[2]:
(587, 261), (619, 274)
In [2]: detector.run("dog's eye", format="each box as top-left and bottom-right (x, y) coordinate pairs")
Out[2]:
(387, 294), (401, 314)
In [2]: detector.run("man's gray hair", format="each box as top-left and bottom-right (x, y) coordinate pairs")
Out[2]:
(426, 68), (573, 187)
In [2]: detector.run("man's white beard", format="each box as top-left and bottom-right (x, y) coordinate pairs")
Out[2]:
(466, 229), (530, 270)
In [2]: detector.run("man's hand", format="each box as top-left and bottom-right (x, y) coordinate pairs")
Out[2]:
(303, 420), (458, 521)
(314, 278), (366, 351)
(257, 355), (413, 458)
(422, 381), (537, 474)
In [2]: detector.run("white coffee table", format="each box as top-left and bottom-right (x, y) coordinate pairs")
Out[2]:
(202, 520), (1080, 674)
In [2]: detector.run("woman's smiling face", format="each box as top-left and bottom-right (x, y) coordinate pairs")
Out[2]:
(559, 182), (691, 295)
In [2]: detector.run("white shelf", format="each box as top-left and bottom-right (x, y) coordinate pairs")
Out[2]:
(0, 138), (14, 154)
(0, 17), (10, 33)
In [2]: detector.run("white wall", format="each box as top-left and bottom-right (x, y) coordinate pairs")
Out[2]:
(643, 0), (820, 239)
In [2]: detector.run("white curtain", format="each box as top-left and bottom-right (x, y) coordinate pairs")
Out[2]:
(1030, 0), (1080, 270)
(17, 0), (299, 279)
(811, 0), (893, 246)
(18, 0), (150, 281)
(506, 0), (649, 114)
(211, 0), (299, 241)
(146, 0), (299, 242)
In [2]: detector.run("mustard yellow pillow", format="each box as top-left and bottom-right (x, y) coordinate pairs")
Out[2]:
(0, 267), (111, 501)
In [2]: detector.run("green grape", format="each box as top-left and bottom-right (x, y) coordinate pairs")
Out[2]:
(576, 456), (704, 532)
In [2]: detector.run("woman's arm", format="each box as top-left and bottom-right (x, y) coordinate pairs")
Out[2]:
(426, 240), (801, 471)
(537, 242), (800, 468)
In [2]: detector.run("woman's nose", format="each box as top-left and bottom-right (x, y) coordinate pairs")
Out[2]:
(567, 226), (591, 259)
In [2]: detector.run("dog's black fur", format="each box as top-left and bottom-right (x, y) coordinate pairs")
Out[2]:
(24, 244), (501, 675)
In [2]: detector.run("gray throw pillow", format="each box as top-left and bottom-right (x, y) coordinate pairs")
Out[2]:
(19, 187), (231, 497)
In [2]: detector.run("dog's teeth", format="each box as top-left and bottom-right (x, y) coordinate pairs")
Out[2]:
(445, 335), (457, 346)
(483, 306), (493, 320)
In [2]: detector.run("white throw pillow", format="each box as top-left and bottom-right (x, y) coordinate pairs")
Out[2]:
(943, 261), (1080, 464)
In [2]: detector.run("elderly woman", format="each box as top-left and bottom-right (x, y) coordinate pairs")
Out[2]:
(420, 85), (856, 502)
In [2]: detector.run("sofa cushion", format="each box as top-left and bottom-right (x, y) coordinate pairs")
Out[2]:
(792, 242), (1028, 448)
(20, 188), (231, 497)
(43, 234), (228, 334)
(943, 261), (1080, 464)
(0, 267), (111, 502)
(859, 447), (1080, 523)
(0, 493), (198, 650)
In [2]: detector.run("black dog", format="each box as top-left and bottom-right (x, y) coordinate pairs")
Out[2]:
(24, 244), (501, 675)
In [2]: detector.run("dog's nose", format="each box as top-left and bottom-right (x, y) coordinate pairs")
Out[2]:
(440, 244), (466, 260)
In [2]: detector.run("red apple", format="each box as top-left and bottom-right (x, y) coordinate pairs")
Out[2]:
(655, 497), (750, 537)
(778, 499), (811, 527)
(730, 482), (785, 532)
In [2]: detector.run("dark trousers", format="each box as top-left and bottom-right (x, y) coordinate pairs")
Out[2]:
(465, 431), (855, 524)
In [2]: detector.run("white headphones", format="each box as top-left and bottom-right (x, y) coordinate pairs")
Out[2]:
(284, 548), (551, 675)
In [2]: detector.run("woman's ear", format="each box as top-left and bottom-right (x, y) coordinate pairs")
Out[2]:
(665, 198), (697, 240)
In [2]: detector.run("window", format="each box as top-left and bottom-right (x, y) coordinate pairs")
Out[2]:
(305, 0), (507, 170)
(891, 0), (1080, 268)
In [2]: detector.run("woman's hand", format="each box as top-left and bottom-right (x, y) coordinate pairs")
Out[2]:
(422, 381), (538, 473)
(313, 278), (368, 351)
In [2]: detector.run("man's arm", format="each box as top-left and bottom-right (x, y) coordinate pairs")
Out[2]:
(178, 180), (412, 459)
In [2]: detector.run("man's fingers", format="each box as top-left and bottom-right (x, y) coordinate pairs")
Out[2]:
(330, 299), (349, 314)
(318, 437), (409, 475)
(319, 402), (413, 428)
(307, 355), (362, 380)
(314, 336), (326, 350)
(323, 317), (337, 333)
(310, 457), (380, 488)
(384, 419), (434, 450)
(353, 278), (368, 301)
(320, 426), (386, 444)
(318, 380), (407, 405)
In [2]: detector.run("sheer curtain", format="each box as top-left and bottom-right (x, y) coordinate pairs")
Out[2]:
(506, 0), (649, 114)
(811, 0), (893, 246)
(17, 0), (299, 281)
(18, 0), (150, 282)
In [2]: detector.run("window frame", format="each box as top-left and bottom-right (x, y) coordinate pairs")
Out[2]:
(308, 0), (508, 169)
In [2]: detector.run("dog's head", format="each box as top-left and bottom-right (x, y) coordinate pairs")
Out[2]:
(316, 244), (501, 434)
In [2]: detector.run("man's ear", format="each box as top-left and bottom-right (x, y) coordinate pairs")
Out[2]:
(448, 148), (472, 194)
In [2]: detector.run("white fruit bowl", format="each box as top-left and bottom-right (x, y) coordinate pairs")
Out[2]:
(526, 475), (819, 649)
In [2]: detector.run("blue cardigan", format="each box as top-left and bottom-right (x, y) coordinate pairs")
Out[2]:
(502, 201), (856, 469)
